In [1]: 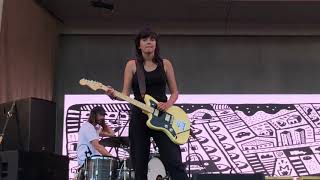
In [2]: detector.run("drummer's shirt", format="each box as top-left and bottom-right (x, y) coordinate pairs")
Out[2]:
(77, 121), (102, 166)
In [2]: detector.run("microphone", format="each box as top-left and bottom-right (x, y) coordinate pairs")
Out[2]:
(7, 101), (15, 118)
(110, 112), (121, 125)
(116, 111), (121, 125)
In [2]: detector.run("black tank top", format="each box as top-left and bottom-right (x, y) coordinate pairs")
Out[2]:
(132, 60), (167, 102)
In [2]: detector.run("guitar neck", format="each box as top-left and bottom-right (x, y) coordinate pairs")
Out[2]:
(107, 89), (154, 113)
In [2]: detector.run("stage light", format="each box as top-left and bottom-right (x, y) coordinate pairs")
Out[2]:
(90, 0), (114, 11)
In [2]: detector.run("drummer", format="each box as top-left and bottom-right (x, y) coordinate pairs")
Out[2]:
(77, 106), (115, 168)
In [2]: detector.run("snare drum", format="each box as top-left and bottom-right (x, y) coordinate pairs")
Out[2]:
(147, 155), (167, 180)
(86, 155), (119, 180)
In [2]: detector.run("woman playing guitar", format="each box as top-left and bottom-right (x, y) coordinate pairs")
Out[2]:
(106, 27), (189, 180)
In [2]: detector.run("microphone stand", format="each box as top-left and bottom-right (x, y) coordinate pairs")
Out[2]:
(0, 101), (15, 180)
(115, 111), (132, 180)
(83, 146), (92, 180)
(0, 101), (15, 145)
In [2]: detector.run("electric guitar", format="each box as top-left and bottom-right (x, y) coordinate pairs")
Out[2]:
(79, 78), (190, 145)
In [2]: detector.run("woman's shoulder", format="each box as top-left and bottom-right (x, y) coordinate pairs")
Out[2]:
(162, 58), (172, 63)
(126, 59), (136, 66)
(162, 58), (173, 67)
(126, 59), (137, 73)
(127, 58), (136, 63)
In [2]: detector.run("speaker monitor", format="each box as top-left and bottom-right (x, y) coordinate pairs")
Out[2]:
(0, 150), (69, 180)
(0, 98), (56, 153)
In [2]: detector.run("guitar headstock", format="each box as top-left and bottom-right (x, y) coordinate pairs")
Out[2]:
(79, 78), (106, 91)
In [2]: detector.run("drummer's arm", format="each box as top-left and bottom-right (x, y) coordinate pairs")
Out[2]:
(99, 125), (115, 137)
(91, 139), (112, 156)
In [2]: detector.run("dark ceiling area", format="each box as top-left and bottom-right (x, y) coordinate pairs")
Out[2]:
(35, 0), (320, 34)
(37, 0), (320, 26)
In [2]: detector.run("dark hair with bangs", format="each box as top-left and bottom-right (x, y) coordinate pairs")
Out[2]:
(88, 111), (96, 124)
(134, 27), (163, 66)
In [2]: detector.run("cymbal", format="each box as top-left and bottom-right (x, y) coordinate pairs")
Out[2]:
(99, 137), (130, 148)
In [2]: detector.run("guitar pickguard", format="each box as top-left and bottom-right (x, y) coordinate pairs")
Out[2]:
(147, 99), (177, 138)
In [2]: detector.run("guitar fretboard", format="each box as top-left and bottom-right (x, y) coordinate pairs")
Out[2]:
(104, 87), (154, 113)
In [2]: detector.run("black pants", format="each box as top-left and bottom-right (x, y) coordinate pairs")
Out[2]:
(129, 107), (189, 180)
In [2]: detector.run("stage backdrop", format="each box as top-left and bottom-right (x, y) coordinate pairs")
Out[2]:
(63, 94), (320, 179)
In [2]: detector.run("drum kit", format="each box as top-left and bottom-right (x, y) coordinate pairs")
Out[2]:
(77, 137), (170, 180)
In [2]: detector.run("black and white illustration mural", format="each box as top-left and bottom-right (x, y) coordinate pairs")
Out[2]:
(63, 95), (320, 179)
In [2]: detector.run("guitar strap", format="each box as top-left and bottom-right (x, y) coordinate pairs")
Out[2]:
(135, 59), (146, 98)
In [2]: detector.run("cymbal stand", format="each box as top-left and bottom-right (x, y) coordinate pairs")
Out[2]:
(120, 145), (132, 180)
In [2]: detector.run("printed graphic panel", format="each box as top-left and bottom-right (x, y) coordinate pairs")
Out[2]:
(63, 95), (320, 179)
